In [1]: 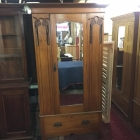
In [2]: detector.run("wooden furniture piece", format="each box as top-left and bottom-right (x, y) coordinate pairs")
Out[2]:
(102, 41), (114, 123)
(26, 3), (107, 140)
(0, 6), (33, 140)
(65, 46), (77, 60)
(132, 15), (140, 129)
(111, 12), (140, 120)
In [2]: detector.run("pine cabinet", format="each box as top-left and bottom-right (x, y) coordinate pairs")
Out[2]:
(27, 3), (107, 139)
(111, 12), (140, 119)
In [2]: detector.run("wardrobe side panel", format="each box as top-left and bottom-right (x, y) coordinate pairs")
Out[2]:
(32, 14), (55, 115)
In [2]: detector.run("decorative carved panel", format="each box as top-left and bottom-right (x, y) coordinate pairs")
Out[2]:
(89, 16), (103, 44)
(33, 17), (50, 46)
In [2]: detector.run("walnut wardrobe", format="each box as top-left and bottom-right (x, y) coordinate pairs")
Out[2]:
(26, 3), (107, 139)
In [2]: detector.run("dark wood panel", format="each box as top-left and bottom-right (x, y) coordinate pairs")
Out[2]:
(122, 22), (134, 100)
(2, 93), (26, 132)
(112, 89), (129, 117)
(0, 13), (28, 84)
(132, 102), (140, 128)
(133, 14), (140, 105)
(0, 88), (31, 139)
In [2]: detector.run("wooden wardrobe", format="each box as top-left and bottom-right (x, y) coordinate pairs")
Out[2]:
(132, 14), (140, 129)
(111, 12), (140, 120)
(26, 3), (107, 139)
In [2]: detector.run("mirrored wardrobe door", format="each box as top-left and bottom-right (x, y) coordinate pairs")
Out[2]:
(52, 14), (89, 114)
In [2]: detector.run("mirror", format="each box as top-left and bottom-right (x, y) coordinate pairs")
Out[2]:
(56, 21), (83, 106)
(116, 26), (125, 91)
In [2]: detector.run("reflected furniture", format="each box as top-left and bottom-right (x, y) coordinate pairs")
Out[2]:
(59, 45), (83, 61)
(0, 6), (33, 140)
(111, 12), (140, 120)
(60, 53), (73, 61)
(27, 3), (107, 140)
(65, 45), (77, 60)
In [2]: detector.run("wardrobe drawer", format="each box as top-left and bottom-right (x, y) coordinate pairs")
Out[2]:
(112, 92), (129, 116)
(132, 102), (140, 128)
(42, 112), (101, 138)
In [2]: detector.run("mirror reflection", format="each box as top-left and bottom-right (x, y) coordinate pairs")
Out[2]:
(56, 21), (83, 106)
(116, 26), (125, 91)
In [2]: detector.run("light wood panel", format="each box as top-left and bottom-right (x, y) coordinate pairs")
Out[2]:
(56, 14), (83, 23)
(32, 14), (55, 115)
(60, 104), (84, 114)
(41, 112), (100, 139)
(50, 14), (60, 114)
(88, 16), (103, 112)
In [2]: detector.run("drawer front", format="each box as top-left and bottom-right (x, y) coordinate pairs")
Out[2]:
(42, 112), (101, 138)
(112, 91), (129, 116)
(132, 102), (140, 128)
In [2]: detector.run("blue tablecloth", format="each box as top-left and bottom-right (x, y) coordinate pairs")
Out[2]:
(58, 61), (83, 90)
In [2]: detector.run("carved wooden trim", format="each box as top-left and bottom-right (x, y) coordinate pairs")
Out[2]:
(42, 19), (50, 46)
(33, 17), (50, 46)
(89, 16), (103, 44)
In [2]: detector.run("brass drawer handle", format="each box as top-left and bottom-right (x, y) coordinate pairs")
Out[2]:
(54, 122), (62, 127)
(81, 120), (90, 124)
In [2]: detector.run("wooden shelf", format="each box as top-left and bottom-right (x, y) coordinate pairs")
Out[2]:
(0, 54), (22, 58)
(0, 34), (20, 36)
(0, 48), (22, 49)
(0, 34), (20, 37)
